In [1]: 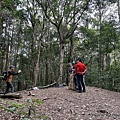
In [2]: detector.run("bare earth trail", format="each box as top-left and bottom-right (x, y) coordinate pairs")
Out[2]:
(1, 86), (120, 120)
(20, 86), (120, 120)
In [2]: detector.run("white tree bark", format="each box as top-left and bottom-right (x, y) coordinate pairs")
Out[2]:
(118, 0), (120, 22)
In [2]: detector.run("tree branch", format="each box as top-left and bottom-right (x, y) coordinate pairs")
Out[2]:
(36, 0), (57, 27)
(65, 0), (90, 39)
(65, 25), (77, 39)
(67, 0), (90, 25)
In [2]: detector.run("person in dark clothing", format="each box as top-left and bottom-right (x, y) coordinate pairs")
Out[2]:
(75, 58), (87, 93)
(5, 65), (22, 94)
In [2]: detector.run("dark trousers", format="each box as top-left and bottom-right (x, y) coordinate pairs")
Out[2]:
(5, 82), (14, 94)
(74, 74), (77, 90)
(76, 74), (85, 92)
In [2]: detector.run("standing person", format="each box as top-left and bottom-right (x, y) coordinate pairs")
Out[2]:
(5, 65), (22, 94)
(68, 63), (75, 90)
(75, 58), (87, 93)
(68, 63), (73, 74)
(72, 62), (77, 90)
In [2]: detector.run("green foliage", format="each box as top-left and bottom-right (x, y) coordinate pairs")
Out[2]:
(9, 102), (25, 109)
(0, 98), (46, 119)
(0, 101), (25, 114)
(32, 99), (42, 105)
(80, 19), (120, 92)
(1, 0), (14, 10)
(86, 61), (120, 92)
(0, 0), (119, 92)
(22, 98), (43, 119)
(5, 107), (16, 113)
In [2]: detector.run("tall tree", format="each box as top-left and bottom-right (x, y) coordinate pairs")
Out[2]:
(22, 0), (47, 86)
(36, 0), (90, 83)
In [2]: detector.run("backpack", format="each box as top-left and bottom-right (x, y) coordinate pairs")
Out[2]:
(2, 71), (8, 81)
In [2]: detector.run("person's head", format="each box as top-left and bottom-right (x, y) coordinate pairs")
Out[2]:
(68, 63), (72, 67)
(9, 65), (15, 71)
(75, 57), (82, 63)
(75, 59), (79, 63)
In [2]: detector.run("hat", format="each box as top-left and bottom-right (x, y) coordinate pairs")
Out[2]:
(68, 63), (72, 66)
(9, 65), (14, 69)
(72, 61), (75, 64)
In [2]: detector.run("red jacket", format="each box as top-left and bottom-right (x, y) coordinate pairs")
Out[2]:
(75, 62), (87, 74)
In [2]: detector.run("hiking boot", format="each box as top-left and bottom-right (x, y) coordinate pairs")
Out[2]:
(76, 90), (82, 93)
(83, 90), (86, 92)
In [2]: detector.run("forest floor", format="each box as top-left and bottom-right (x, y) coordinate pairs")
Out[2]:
(0, 86), (120, 120)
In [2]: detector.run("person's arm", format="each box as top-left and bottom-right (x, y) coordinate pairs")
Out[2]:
(83, 67), (87, 74)
(8, 71), (19, 75)
(8, 70), (22, 76)
(82, 64), (87, 74)
(71, 69), (74, 74)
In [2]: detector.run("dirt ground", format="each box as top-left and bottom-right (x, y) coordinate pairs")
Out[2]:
(0, 86), (120, 120)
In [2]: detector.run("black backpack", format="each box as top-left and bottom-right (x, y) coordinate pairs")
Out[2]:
(2, 71), (8, 81)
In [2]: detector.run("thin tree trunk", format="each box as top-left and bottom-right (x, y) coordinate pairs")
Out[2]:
(45, 57), (49, 85)
(68, 36), (74, 63)
(33, 41), (41, 87)
(68, 0), (77, 63)
(31, 32), (36, 86)
(118, 0), (120, 22)
(5, 21), (9, 70)
(98, 0), (104, 81)
(59, 41), (65, 84)
(105, 54), (110, 70)
(0, 16), (4, 73)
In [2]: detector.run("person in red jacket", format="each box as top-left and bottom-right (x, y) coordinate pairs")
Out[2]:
(75, 58), (87, 93)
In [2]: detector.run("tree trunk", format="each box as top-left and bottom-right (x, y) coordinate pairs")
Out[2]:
(45, 57), (49, 85)
(33, 41), (41, 87)
(31, 33), (36, 86)
(68, 36), (74, 63)
(0, 15), (4, 74)
(0, 2), (3, 35)
(105, 54), (110, 70)
(59, 41), (65, 84)
(98, 1), (104, 81)
(5, 22), (9, 70)
(118, 0), (120, 22)
(68, 0), (76, 63)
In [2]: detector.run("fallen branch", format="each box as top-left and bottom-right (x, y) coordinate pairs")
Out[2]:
(38, 82), (57, 89)
(0, 93), (23, 99)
